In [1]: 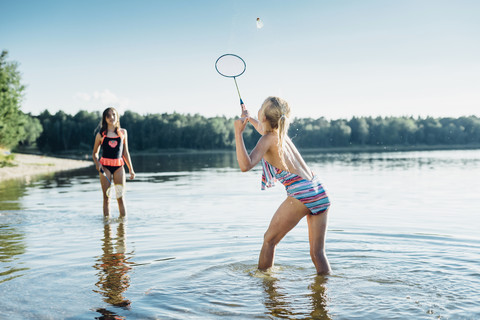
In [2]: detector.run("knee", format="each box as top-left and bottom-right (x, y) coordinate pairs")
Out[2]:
(263, 231), (280, 248)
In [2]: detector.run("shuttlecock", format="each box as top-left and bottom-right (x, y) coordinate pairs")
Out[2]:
(256, 17), (264, 29)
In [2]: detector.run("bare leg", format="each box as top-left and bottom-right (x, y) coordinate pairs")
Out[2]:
(113, 167), (127, 217)
(307, 209), (331, 275)
(258, 197), (309, 271)
(99, 170), (111, 217)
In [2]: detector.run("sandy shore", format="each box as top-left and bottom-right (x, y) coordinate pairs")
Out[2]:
(0, 153), (93, 182)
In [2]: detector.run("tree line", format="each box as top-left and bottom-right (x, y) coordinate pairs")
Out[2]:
(24, 110), (480, 154)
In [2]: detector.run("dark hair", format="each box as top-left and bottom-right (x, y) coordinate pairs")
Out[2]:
(100, 107), (121, 136)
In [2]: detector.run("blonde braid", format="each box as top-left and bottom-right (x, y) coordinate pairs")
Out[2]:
(276, 99), (290, 169)
(261, 97), (291, 170)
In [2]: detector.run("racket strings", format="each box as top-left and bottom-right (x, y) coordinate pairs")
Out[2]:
(101, 169), (125, 199)
(106, 184), (124, 199)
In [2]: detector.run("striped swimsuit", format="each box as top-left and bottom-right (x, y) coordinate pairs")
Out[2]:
(261, 158), (330, 215)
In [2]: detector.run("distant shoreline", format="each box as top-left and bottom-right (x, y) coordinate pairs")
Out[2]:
(129, 143), (480, 155)
(22, 143), (480, 157)
(2, 144), (478, 182)
(0, 153), (92, 182)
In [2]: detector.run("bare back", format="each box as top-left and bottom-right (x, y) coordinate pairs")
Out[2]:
(263, 134), (313, 181)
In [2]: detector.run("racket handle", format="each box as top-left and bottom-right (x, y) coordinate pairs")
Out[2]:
(100, 168), (111, 184)
(240, 99), (246, 111)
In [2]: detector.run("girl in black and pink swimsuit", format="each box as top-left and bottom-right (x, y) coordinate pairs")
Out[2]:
(92, 107), (135, 217)
(100, 131), (124, 174)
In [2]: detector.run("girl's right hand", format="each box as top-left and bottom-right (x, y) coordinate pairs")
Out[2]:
(234, 117), (248, 134)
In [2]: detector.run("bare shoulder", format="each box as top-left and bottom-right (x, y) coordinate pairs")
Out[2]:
(260, 132), (277, 145)
(258, 132), (279, 156)
(120, 128), (128, 136)
(256, 132), (277, 152)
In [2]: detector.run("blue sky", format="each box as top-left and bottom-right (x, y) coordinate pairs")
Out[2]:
(1, 0), (479, 119)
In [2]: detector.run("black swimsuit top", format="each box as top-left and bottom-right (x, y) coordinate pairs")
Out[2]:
(99, 131), (125, 167)
(101, 135), (123, 159)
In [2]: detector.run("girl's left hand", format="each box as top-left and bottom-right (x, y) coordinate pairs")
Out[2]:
(129, 171), (136, 180)
(234, 117), (248, 134)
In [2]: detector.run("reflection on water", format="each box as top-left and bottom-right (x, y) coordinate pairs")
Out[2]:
(308, 276), (331, 320)
(94, 308), (126, 320)
(261, 272), (297, 319)
(133, 152), (237, 173)
(260, 271), (331, 320)
(36, 166), (94, 189)
(303, 148), (480, 171)
(0, 179), (27, 211)
(0, 224), (28, 283)
(0, 179), (30, 284)
(93, 220), (133, 317)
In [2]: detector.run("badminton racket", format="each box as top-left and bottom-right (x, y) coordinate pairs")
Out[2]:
(215, 53), (247, 111)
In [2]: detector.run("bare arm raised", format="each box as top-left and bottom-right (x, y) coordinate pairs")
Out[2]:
(234, 116), (275, 172)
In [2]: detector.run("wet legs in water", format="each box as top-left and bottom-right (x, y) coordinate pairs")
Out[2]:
(258, 197), (330, 274)
(307, 209), (331, 274)
(100, 167), (127, 217)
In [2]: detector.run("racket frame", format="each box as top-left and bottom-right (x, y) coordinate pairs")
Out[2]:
(215, 53), (246, 108)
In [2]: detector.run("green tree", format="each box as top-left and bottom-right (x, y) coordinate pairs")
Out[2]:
(328, 120), (351, 146)
(36, 110), (72, 152)
(119, 111), (143, 149)
(348, 117), (369, 145)
(17, 114), (43, 147)
(420, 117), (442, 145)
(0, 50), (28, 149)
(72, 110), (101, 151)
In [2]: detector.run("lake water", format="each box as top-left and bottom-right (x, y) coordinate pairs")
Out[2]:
(1, 149), (479, 319)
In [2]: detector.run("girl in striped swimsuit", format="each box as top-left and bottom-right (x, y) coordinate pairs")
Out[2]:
(92, 107), (135, 217)
(234, 97), (331, 275)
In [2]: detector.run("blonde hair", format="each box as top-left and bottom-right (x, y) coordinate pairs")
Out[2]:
(260, 96), (291, 168)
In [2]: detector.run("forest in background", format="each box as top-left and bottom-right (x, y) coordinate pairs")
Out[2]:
(23, 110), (480, 154)
(2, 50), (480, 157)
